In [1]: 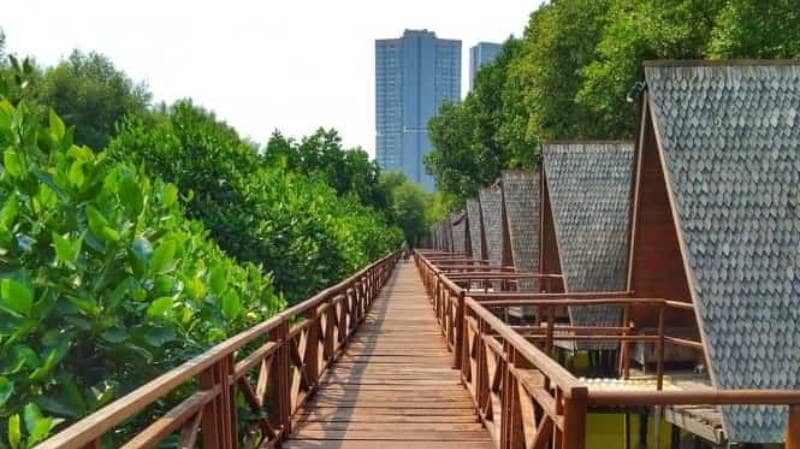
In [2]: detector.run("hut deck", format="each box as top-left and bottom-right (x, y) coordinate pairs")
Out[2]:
(584, 372), (724, 445)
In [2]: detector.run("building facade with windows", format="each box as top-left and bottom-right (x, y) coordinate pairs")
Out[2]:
(375, 29), (461, 191)
(469, 42), (501, 90)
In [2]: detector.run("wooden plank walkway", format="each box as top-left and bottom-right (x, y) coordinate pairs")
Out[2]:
(285, 260), (492, 449)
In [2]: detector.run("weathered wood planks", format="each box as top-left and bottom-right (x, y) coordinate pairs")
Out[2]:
(285, 261), (492, 449)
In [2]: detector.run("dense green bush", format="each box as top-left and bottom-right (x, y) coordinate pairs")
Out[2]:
(264, 129), (389, 212)
(0, 101), (284, 447)
(109, 102), (402, 302)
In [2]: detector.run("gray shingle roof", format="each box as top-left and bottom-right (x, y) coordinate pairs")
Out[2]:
(645, 61), (800, 443)
(444, 221), (454, 252)
(542, 142), (634, 334)
(479, 186), (505, 268)
(502, 171), (541, 291)
(466, 199), (484, 259)
(451, 212), (466, 254)
(434, 222), (451, 251)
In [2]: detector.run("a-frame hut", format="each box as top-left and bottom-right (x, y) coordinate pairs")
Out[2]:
(466, 198), (485, 259)
(541, 141), (634, 349)
(629, 60), (800, 443)
(479, 185), (507, 268)
(500, 171), (541, 291)
(451, 211), (468, 254)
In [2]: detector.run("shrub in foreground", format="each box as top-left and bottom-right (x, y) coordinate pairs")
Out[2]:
(0, 102), (284, 447)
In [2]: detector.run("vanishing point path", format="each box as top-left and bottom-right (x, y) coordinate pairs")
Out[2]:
(285, 260), (493, 448)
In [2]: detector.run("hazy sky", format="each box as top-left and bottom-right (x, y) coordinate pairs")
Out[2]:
(2, 0), (541, 156)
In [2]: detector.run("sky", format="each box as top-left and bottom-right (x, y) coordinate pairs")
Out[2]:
(2, 0), (541, 157)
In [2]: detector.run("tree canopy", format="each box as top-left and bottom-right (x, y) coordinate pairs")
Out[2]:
(109, 102), (403, 302)
(264, 129), (388, 211)
(426, 0), (800, 205)
(34, 50), (152, 149)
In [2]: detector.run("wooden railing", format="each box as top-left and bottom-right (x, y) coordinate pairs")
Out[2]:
(38, 252), (401, 449)
(414, 249), (800, 449)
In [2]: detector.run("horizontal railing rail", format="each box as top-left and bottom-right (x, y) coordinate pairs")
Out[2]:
(445, 272), (564, 280)
(414, 249), (800, 449)
(436, 265), (516, 272)
(38, 251), (402, 449)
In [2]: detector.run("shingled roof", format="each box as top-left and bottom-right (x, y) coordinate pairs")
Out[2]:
(479, 186), (505, 268)
(501, 171), (540, 291)
(542, 142), (634, 332)
(434, 221), (451, 252)
(466, 199), (484, 259)
(644, 60), (800, 443)
(451, 212), (467, 254)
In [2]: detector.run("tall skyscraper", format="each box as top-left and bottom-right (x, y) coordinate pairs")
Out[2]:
(375, 29), (461, 191)
(469, 42), (502, 90)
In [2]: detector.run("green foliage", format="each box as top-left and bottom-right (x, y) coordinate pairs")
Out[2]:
(0, 56), (39, 108)
(32, 50), (152, 149)
(110, 101), (402, 302)
(708, 0), (800, 58)
(519, 0), (612, 140)
(426, 0), (800, 205)
(425, 192), (455, 226)
(577, 0), (725, 137)
(265, 129), (389, 211)
(0, 101), (283, 445)
(426, 38), (539, 203)
(377, 171), (432, 247)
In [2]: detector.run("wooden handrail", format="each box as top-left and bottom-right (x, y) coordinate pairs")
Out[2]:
(468, 290), (634, 300)
(38, 251), (402, 449)
(476, 297), (689, 308)
(587, 390), (800, 406)
(437, 265), (515, 272)
(463, 297), (583, 395)
(413, 249), (800, 449)
(445, 272), (564, 280)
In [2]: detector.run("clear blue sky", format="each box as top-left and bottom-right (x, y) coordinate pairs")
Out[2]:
(2, 0), (542, 156)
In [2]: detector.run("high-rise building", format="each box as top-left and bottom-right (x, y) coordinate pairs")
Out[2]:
(375, 29), (461, 191)
(469, 42), (502, 90)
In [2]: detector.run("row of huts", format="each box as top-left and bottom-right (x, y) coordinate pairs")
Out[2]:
(427, 60), (800, 445)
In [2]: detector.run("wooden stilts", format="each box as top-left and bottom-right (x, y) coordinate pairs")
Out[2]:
(624, 412), (631, 449)
(638, 412), (649, 449)
(670, 422), (680, 449)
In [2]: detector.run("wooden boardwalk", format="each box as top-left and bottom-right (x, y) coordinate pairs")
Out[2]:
(285, 261), (492, 449)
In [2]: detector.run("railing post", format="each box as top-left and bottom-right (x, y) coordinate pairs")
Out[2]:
(619, 303), (631, 378)
(79, 439), (100, 449)
(199, 354), (238, 449)
(453, 290), (465, 370)
(443, 287), (450, 338)
(500, 345), (522, 449)
(323, 298), (336, 363)
(268, 321), (292, 439)
(433, 273), (440, 311)
(352, 281), (360, 325)
(656, 305), (665, 391)
(787, 405), (800, 449)
(562, 387), (588, 449)
(304, 308), (321, 387)
(546, 306), (555, 355)
(476, 318), (488, 416)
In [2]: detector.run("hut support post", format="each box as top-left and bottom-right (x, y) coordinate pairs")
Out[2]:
(787, 405), (800, 449)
